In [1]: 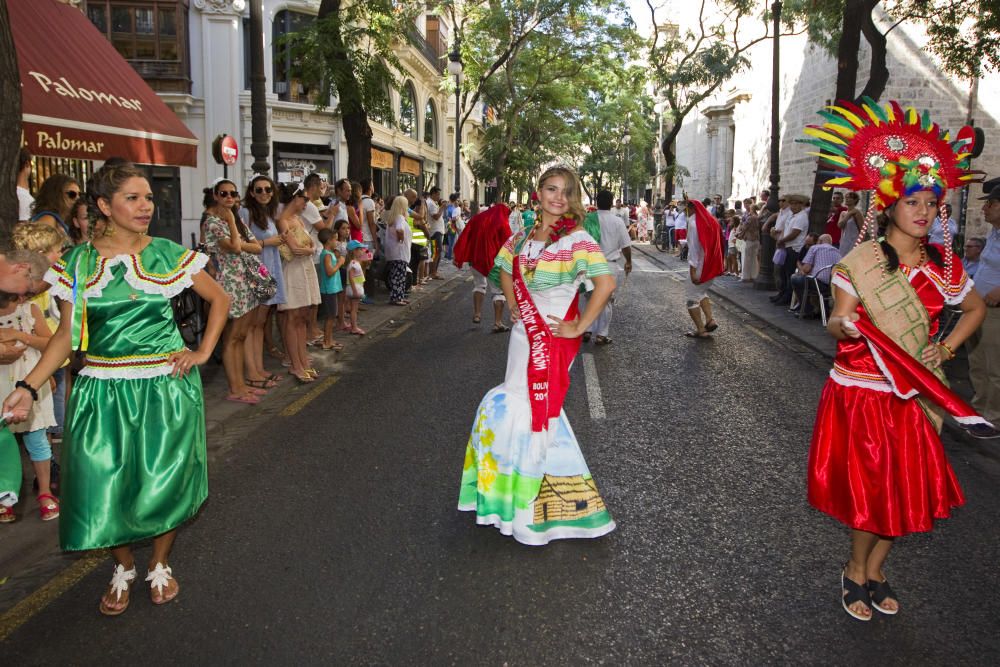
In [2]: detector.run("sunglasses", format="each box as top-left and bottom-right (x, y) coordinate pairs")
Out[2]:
(65, 190), (81, 199)
(218, 190), (239, 198)
(254, 186), (273, 194)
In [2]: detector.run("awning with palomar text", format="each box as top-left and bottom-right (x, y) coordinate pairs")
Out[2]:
(10, 0), (198, 166)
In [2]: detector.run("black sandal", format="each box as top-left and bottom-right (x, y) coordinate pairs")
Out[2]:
(582, 332), (592, 342)
(841, 568), (872, 621)
(868, 578), (899, 615)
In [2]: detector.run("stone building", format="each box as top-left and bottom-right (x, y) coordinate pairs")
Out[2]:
(72, 0), (481, 244)
(670, 13), (999, 237)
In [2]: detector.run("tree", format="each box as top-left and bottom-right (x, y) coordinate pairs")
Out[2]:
(0, 1), (20, 241)
(644, 1), (804, 201)
(784, 0), (1000, 229)
(281, 0), (420, 182)
(459, 0), (639, 199)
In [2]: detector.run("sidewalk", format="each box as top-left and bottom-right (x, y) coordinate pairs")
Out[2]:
(0, 259), (467, 614)
(633, 243), (975, 403)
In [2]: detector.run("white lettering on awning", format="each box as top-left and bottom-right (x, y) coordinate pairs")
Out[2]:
(29, 72), (143, 112)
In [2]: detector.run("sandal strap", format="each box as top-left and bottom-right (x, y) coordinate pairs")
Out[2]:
(868, 578), (896, 605)
(842, 573), (871, 608)
(145, 562), (174, 593)
(109, 564), (137, 602)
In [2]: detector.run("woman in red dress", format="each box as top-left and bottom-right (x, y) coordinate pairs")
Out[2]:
(803, 98), (990, 621)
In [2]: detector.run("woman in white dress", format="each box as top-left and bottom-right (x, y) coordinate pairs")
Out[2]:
(458, 166), (617, 545)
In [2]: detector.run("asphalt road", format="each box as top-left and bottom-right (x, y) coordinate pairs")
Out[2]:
(3, 253), (1000, 665)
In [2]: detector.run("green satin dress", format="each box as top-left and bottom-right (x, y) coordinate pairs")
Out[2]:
(46, 238), (210, 551)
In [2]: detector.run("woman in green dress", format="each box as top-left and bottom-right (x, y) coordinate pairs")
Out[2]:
(2, 164), (229, 616)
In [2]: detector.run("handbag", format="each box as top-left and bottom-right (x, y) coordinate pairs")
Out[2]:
(772, 248), (786, 265)
(278, 242), (294, 263)
(243, 253), (278, 303)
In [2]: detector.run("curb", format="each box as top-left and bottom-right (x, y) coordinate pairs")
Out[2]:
(633, 244), (834, 361)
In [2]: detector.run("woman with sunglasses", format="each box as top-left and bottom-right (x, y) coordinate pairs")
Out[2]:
(240, 176), (287, 389)
(30, 173), (79, 240)
(202, 179), (265, 404)
(276, 183), (322, 383)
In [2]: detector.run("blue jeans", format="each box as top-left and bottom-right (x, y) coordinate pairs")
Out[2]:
(49, 368), (65, 435)
(23, 429), (51, 462)
(444, 230), (455, 259)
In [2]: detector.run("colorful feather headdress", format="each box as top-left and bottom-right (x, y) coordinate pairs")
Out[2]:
(801, 97), (981, 210)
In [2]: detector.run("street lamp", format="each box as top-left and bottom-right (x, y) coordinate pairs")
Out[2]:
(755, 0), (782, 291)
(248, 0), (270, 175)
(448, 42), (463, 196)
(622, 127), (631, 204)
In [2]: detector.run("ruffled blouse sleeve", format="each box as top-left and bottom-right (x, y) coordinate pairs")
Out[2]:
(129, 238), (209, 299)
(43, 244), (88, 302)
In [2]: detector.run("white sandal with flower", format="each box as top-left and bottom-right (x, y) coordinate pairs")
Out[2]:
(146, 562), (179, 605)
(99, 563), (137, 616)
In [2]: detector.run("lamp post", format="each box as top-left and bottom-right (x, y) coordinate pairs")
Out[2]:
(755, 0), (782, 291)
(247, 0), (270, 175)
(448, 42), (463, 196)
(622, 126), (631, 204)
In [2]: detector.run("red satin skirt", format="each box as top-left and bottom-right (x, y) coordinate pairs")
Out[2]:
(808, 379), (965, 536)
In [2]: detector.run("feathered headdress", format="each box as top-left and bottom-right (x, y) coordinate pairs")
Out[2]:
(801, 97), (981, 211)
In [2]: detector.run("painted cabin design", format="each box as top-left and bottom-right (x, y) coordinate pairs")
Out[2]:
(532, 474), (605, 525)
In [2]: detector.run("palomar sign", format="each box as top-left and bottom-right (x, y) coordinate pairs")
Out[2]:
(11, 0), (198, 166)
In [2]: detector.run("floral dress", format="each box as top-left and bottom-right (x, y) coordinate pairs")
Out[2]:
(203, 214), (258, 318)
(458, 230), (616, 545)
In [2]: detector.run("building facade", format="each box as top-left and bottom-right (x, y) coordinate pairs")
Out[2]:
(669, 13), (1000, 238)
(77, 0), (481, 245)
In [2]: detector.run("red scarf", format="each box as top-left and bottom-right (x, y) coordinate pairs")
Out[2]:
(854, 319), (995, 432)
(452, 204), (512, 277)
(512, 254), (581, 432)
(686, 199), (724, 284)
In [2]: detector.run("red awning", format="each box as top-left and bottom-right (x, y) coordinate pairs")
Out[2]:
(10, 0), (198, 167)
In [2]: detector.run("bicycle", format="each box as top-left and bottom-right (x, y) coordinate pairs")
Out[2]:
(653, 222), (671, 252)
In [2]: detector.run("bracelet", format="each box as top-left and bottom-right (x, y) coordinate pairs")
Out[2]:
(15, 380), (38, 402)
(938, 341), (955, 360)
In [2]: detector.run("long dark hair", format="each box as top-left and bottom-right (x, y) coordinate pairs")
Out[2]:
(880, 239), (943, 273)
(33, 173), (79, 219)
(243, 175), (278, 232)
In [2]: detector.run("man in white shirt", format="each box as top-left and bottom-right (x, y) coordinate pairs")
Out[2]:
(301, 173), (330, 262)
(17, 148), (34, 223)
(611, 200), (629, 225)
(425, 186), (446, 279)
(584, 190), (632, 345)
(360, 177), (380, 258)
(771, 193), (810, 305)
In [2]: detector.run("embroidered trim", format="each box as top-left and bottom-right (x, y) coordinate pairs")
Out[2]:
(79, 352), (177, 380)
(829, 368), (893, 393)
(866, 340), (919, 400)
(45, 250), (208, 301)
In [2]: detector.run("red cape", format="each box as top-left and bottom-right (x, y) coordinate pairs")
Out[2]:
(452, 204), (512, 277)
(687, 199), (724, 284)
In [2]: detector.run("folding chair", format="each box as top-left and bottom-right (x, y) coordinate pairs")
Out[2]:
(800, 263), (835, 326)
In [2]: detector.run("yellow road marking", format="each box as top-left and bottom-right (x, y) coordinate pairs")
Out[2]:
(441, 291), (454, 301)
(747, 326), (776, 344)
(388, 321), (414, 338)
(280, 375), (339, 416)
(0, 551), (105, 641)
